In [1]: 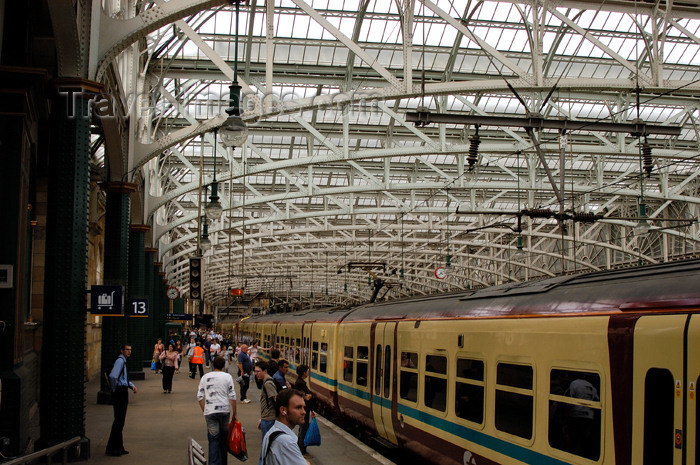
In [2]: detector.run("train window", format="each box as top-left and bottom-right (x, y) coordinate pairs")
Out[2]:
(358, 346), (369, 360)
(643, 368), (674, 465)
(425, 354), (447, 411)
(311, 341), (319, 370)
(343, 346), (354, 383)
(426, 355), (447, 375)
(548, 369), (601, 460)
(400, 351), (418, 403)
(375, 345), (382, 395)
(302, 337), (309, 365)
(320, 342), (328, 373)
(455, 358), (484, 424)
(457, 358), (484, 381)
(383, 346), (392, 398)
(495, 363), (533, 440)
(356, 346), (369, 387)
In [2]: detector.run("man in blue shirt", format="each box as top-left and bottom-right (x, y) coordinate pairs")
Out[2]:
(273, 359), (291, 392)
(106, 344), (138, 457)
(260, 389), (308, 465)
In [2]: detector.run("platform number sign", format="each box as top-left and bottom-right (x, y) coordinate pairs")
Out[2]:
(129, 298), (149, 317)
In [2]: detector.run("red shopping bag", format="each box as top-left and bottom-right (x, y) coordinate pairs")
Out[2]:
(227, 420), (248, 461)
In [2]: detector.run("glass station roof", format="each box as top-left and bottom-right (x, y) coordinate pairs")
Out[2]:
(106, 0), (700, 310)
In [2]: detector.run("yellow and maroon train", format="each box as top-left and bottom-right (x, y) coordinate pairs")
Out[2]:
(239, 258), (700, 465)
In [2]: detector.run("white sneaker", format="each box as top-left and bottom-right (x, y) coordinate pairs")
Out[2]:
(241, 399), (251, 404)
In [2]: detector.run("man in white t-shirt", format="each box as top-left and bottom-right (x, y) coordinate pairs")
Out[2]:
(197, 356), (237, 465)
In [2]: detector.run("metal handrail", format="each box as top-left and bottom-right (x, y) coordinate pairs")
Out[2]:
(2, 436), (81, 465)
(188, 437), (206, 465)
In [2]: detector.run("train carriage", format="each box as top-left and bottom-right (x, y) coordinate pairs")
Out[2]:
(241, 259), (700, 465)
(242, 308), (353, 414)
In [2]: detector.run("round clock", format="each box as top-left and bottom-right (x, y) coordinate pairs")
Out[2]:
(166, 286), (180, 300)
(434, 267), (447, 279)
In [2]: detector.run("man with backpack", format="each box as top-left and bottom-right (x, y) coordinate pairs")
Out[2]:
(254, 361), (278, 459)
(260, 389), (308, 465)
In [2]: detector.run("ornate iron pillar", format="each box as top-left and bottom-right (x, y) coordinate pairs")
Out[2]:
(97, 182), (136, 403)
(144, 248), (157, 347)
(159, 271), (168, 336)
(41, 79), (98, 449)
(153, 261), (164, 341)
(127, 224), (149, 377)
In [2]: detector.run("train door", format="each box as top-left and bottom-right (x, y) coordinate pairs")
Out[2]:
(371, 321), (398, 444)
(632, 314), (697, 465)
(687, 315), (700, 465)
(302, 323), (312, 367)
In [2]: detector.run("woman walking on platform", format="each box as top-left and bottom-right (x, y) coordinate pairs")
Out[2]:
(153, 338), (165, 373)
(160, 344), (179, 393)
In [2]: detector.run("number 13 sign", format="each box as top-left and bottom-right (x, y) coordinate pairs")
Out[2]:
(129, 298), (149, 317)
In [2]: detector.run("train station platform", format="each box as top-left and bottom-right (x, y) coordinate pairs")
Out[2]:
(83, 368), (395, 465)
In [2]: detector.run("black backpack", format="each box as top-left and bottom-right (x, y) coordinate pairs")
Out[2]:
(262, 431), (284, 465)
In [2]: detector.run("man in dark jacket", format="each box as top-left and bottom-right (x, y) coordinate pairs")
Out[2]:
(293, 364), (314, 455)
(237, 344), (254, 403)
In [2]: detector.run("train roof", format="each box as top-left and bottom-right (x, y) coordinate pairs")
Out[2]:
(242, 306), (354, 324)
(343, 258), (700, 321)
(241, 259), (700, 324)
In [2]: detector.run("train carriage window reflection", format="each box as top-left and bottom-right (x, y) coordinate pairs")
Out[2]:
(548, 369), (601, 460)
(455, 358), (484, 424)
(495, 363), (533, 439)
(400, 352), (418, 402)
(375, 345), (382, 395)
(302, 337), (310, 365)
(312, 341), (319, 370)
(320, 342), (328, 373)
(383, 346), (392, 398)
(425, 354), (447, 412)
(357, 346), (369, 387)
(294, 339), (301, 364)
(643, 368), (674, 465)
(343, 346), (354, 382)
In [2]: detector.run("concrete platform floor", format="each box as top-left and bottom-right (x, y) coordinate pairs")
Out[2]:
(84, 367), (395, 465)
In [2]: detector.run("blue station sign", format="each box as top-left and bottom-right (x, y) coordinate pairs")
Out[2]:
(166, 313), (193, 321)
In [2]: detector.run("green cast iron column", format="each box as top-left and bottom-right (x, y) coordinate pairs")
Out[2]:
(127, 225), (149, 376)
(98, 182), (136, 401)
(153, 261), (164, 342)
(40, 80), (96, 446)
(144, 248), (157, 351)
(160, 272), (169, 335)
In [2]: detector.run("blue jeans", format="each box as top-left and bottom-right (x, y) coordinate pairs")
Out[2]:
(258, 419), (276, 465)
(206, 412), (229, 465)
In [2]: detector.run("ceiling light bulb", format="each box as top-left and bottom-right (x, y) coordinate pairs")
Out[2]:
(219, 115), (248, 147)
(200, 235), (212, 252)
(205, 199), (223, 221)
(513, 235), (526, 259)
